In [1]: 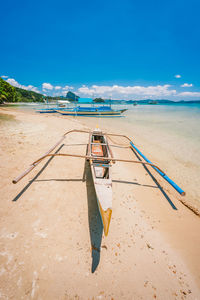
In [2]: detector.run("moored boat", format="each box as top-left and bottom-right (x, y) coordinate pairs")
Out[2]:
(56, 106), (127, 116)
(36, 108), (58, 113)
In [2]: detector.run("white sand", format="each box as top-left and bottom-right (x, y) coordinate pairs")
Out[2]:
(0, 108), (200, 299)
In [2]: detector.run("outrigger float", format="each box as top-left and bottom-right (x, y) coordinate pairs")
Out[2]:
(13, 129), (185, 236)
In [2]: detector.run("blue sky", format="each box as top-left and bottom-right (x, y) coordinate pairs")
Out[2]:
(1, 0), (200, 100)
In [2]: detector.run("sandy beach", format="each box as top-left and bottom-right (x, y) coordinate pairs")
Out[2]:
(0, 107), (200, 300)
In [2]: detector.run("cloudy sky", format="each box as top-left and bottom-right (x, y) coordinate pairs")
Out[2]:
(1, 0), (200, 100)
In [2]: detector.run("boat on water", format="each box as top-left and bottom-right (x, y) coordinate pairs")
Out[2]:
(36, 108), (58, 113)
(12, 128), (185, 237)
(56, 106), (127, 116)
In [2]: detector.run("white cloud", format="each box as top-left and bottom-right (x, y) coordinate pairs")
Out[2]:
(6, 78), (39, 93)
(42, 83), (53, 90)
(63, 85), (74, 90)
(175, 74), (181, 78)
(178, 91), (200, 97)
(181, 83), (193, 87)
(55, 86), (61, 90)
(61, 90), (68, 96)
(1, 75), (8, 79)
(77, 84), (177, 99)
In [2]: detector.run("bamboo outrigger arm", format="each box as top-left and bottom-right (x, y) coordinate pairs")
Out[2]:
(12, 129), (91, 184)
(104, 133), (186, 196)
(13, 150), (165, 184)
(32, 153), (165, 171)
(130, 142), (186, 196)
(12, 129), (186, 196)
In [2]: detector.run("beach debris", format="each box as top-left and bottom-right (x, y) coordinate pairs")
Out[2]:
(101, 245), (107, 250)
(144, 281), (148, 287)
(180, 290), (187, 295)
(146, 243), (154, 250)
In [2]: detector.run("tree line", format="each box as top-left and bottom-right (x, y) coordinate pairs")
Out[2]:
(0, 77), (44, 104)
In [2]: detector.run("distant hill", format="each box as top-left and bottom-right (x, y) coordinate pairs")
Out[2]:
(46, 92), (79, 102)
(0, 77), (44, 103)
(1, 77), (200, 104)
(102, 99), (200, 104)
(15, 87), (44, 102)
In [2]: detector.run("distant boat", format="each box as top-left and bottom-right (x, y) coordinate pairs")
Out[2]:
(133, 101), (138, 106)
(148, 100), (158, 105)
(36, 108), (57, 113)
(56, 106), (127, 116)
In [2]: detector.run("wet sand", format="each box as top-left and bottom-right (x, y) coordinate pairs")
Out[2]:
(0, 107), (200, 300)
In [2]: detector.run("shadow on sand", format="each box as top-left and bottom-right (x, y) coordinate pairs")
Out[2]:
(12, 144), (65, 202)
(12, 143), (103, 273)
(130, 147), (177, 210)
(83, 159), (103, 273)
(12, 142), (175, 272)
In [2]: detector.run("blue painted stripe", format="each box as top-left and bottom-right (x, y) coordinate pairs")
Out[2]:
(130, 142), (185, 196)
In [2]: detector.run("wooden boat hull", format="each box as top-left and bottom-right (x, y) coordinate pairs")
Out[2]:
(56, 109), (126, 116)
(89, 130), (112, 236)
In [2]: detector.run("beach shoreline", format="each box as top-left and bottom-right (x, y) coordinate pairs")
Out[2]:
(0, 107), (200, 299)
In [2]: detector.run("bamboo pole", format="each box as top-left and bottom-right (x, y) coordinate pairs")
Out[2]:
(12, 129), (186, 197)
(106, 133), (132, 142)
(12, 135), (66, 184)
(32, 153), (165, 173)
(130, 142), (186, 196)
(12, 129), (91, 184)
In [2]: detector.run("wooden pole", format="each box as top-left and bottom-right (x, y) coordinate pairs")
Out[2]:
(32, 153), (165, 173)
(12, 135), (66, 184)
(12, 129), (91, 184)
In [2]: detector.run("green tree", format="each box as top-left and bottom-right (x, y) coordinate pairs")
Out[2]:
(93, 98), (105, 103)
(0, 78), (16, 102)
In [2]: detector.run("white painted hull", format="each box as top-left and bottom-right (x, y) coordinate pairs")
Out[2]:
(89, 130), (112, 236)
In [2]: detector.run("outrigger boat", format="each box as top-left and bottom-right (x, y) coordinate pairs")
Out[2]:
(88, 129), (112, 235)
(12, 129), (185, 236)
(56, 106), (127, 116)
(36, 108), (58, 113)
